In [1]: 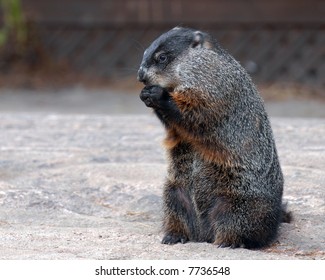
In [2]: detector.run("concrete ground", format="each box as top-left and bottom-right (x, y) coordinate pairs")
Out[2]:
(0, 87), (324, 259)
(0, 111), (324, 259)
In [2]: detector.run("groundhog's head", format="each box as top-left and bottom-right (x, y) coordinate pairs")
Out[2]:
(137, 27), (215, 90)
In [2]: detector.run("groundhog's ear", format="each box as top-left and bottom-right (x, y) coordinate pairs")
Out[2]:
(191, 31), (204, 48)
(192, 31), (213, 49)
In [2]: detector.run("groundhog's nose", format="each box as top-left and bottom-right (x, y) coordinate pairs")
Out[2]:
(137, 67), (147, 84)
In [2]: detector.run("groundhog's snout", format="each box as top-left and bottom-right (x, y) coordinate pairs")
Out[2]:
(137, 66), (147, 84)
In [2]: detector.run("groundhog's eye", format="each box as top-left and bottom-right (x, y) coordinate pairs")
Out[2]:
(157, 53), (168, 64)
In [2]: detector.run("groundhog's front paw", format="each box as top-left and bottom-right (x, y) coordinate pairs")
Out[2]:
(162, 233), (189, 245)
(140, 85), (169, 108)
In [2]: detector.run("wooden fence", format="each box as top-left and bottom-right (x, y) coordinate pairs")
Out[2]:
(3, 0), (325, 90)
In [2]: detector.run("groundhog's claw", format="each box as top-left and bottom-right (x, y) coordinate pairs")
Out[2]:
(215, 240), (243, 249)
(162, 233), (189, 245)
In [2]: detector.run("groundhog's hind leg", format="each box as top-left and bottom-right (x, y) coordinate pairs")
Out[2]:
(162, 182), (197, 245)
(212, 198), (282, 249)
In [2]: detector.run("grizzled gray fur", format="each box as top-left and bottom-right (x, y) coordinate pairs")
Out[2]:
(138, 27), (291, 248)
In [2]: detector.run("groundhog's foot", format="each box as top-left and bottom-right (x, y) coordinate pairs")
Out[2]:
(162, 233), (189, 245)
(214, 236), (243, 249)
(140, 85), (170, 108)
(215, 242), (242, 249)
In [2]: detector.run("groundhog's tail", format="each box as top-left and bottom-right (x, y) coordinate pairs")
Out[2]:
(281, 203), (292, 223)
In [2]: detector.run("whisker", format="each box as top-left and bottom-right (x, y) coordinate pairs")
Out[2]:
(131, 39), (145, 53)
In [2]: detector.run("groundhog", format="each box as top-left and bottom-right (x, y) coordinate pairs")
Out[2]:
(138, 27), (291, 249)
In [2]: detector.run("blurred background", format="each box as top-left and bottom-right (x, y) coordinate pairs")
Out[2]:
(0, 0), (324, 117)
